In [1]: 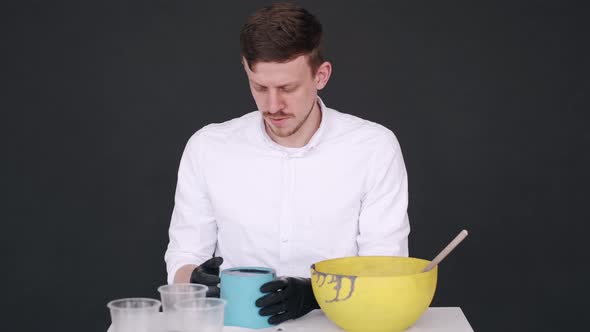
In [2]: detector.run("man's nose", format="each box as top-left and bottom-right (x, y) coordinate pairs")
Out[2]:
(267, 90), (284, 114)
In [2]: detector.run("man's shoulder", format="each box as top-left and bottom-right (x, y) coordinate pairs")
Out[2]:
(187, 111), (260, 145)
(325, 107), (400, 148)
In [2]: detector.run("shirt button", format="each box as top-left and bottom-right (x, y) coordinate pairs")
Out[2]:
(281, 238), (288, 243)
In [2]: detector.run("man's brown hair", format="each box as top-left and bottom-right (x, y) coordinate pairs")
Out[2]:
(240, 2), (324, 74)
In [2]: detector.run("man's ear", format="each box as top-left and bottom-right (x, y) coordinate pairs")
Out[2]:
(241, 57), (247, 70)
(241, 56), (254, 74)
(315, 61), (332, 90)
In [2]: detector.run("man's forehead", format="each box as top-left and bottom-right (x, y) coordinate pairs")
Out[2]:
(244, 55), (312, 84)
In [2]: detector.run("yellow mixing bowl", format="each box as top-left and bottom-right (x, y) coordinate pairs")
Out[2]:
(311, 256), (437, 332)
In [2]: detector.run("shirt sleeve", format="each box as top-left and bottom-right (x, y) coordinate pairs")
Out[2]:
(357, 130), (410, 257)
(164, 132), (217, 284)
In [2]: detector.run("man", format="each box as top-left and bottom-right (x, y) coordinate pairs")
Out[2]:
(164, 2), (410, 325)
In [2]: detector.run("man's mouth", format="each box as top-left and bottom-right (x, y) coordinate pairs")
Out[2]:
(268, 117), (288, 127)
(265, 113), (292, 126)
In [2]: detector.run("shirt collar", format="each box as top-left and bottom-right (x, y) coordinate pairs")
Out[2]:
(258, 96), (328, 154)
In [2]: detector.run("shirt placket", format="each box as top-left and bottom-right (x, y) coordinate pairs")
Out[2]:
(278, 152), (295, 276)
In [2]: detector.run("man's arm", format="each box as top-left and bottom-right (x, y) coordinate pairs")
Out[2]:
(173, 264), (198, 283)
(177, 257), (224, 297)
(164, 132), (218, 284)
(357, 131), (410, 256)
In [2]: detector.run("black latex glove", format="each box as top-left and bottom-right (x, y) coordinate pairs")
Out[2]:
(255, 277), (320, 325)
(190, 256), (223, 297)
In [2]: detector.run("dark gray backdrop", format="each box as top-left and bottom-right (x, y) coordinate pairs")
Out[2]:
(5, 1), (588, 331)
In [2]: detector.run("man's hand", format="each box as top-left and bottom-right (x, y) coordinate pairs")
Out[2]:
(190, 257), (223, 297)
(255, 277), (320, 325)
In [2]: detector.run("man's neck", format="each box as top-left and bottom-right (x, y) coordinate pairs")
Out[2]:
(269, 100), (322, 148)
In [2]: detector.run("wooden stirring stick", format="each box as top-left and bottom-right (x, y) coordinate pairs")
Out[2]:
(422, 229), (469, 272)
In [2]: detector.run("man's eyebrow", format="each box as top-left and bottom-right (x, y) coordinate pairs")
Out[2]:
(278, 82), (298, 89)
(250, 80), (298, 88)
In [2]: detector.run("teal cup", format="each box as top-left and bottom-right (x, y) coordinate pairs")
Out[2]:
(220, 267), (276, 329)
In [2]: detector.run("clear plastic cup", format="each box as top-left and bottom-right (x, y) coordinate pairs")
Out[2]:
(158, 284), (208, 331)
(158, 283), (208, 312)
(175, 298), (227, 332)
(107, 298), (161, 332)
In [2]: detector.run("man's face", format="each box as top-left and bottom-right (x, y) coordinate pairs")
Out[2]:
(243, 55), (320, 138)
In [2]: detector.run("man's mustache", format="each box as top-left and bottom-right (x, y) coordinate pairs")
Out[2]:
(263, 112), (294, 118)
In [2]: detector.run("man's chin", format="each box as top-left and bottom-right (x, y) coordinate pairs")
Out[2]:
(265, 120), (291, 137)
(270, 127), (294, 138)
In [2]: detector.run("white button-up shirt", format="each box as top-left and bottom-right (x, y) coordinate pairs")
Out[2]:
(165, 98), (410, 284)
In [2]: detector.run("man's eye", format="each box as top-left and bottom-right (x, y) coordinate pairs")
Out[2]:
(254, 86), (267, 92)
(281, 87), (295, 93)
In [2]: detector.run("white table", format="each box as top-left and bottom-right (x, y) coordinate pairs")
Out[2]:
(108, 307), (473, 332)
